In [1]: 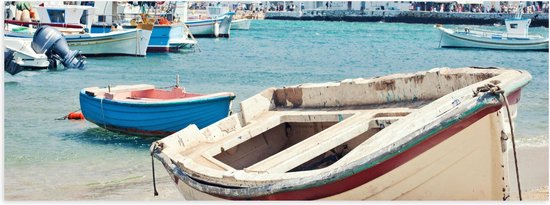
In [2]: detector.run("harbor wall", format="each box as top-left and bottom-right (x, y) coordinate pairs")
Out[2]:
(265, 10), (549, 27)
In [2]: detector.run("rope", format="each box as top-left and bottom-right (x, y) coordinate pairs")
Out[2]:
(475, 83), (522, 201)
(150, 141), (164, 196)
(438, 32), (442, 48)
(54, 108), (81, 120)
(100, 98), (107, 129)
(151, 153), (159, 196)
(500, 92), (522, 201)
(136, 29), (140, 56)
(184, 24), (201, 52)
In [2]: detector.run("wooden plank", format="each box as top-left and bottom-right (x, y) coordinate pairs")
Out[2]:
(244, 111), (377, 173)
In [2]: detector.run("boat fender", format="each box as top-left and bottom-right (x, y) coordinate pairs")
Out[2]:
(67, 111), (85, 120)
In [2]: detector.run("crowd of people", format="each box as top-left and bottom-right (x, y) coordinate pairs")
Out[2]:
(410, 2), (549, 14)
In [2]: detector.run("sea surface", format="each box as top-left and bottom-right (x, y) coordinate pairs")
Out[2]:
(3, 20), (548, 200)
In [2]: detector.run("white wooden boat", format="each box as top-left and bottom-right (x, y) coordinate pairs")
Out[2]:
(231, 19), (251, 30)
(185, 13), (234, 37)
(152, 67), (531, 200)
(63, 25), (152, 56)
(6, 24), (153, 56)
(437, 16), (548, 51)
(5, 4), (154, 56)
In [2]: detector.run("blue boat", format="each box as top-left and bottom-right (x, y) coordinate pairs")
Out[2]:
(79, 84), (235, 137)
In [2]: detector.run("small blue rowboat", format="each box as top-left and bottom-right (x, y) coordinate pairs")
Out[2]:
(79, 84), (235, 137)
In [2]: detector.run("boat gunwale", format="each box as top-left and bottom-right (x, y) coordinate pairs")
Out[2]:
(80, 89), (235, 106)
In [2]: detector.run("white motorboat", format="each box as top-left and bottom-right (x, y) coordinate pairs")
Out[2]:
(4, 26), (85, 75)
(4, 37), (51, 70)
(437, 15), (548, 51)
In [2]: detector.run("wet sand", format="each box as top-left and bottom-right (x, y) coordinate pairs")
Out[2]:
(508, 145), (549, 201)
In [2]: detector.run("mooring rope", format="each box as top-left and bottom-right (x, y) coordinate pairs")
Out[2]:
(54, 108), (81, 120)
(475, 83), (522, 201)
(150, 141), (163, 196)
(500, 92), (522, 201)
(100, 98), (107, 129)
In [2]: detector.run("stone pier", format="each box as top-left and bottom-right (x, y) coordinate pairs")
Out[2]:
(265, 10), (549, 27)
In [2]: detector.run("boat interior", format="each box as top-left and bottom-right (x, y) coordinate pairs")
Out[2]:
(161, 68), (519, 178)
(83, 84), (203, 101)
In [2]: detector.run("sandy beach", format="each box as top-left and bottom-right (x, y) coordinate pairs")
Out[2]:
(508, 145), (549, 201)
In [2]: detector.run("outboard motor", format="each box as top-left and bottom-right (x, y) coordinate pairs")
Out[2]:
(31, 26), (86, 69)
(4, 50), (24, 75)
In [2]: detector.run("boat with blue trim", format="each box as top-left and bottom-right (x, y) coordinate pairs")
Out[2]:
(152, 67), (531, 200)
(80, 83), (235, 137)
(437, 12), (548, 51)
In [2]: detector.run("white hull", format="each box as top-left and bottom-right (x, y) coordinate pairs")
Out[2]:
(65, 29), (152, 56)
(4, 37), (50, 68)
(186, 15), (232, 37)
(163, 112), (511, 200)
(5, 28), (153, 56)
(231, 19), (251, 30)
(438, 27), (549, 51)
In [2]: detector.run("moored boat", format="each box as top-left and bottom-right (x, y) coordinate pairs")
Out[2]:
(185, 13), (234, 38)
(231, 19), (251, 30)
(4, 37), (51, 71)
(152, 67), (531, 200)
(436, 15), (548, 51)
(186, 6), (234, 38)
(91, 16), (197, 52)
(5, 4), (154, 56)
(80, 84), (235, 137)
(6, 24), (153, 56)
(4, 26), (85, 75)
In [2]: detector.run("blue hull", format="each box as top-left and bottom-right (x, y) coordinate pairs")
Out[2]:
(91, 24), (187, 52)
(79, 90), (235, 137)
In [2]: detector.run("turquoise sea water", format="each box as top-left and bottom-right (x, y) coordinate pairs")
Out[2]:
(3, 20), (548, 200)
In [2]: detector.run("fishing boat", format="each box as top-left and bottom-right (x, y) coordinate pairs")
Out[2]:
(6, 24), (153, 56)
(436, 14), (548, 51)
(151, 67), (531, 200)
(186, 7), (234, 38)
(90, 1), (198, 52)
(231, 19), (251, 30)
(79, 83), (235, 137)
(123, 23), (196, 52)
(5, 5), (154, 56)
(186, 14), (234, 37)
(91, 17), (197, 52)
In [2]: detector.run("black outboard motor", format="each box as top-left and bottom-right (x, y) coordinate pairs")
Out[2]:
(31, 26), (86, 70)
(4, 50), (24, 75)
